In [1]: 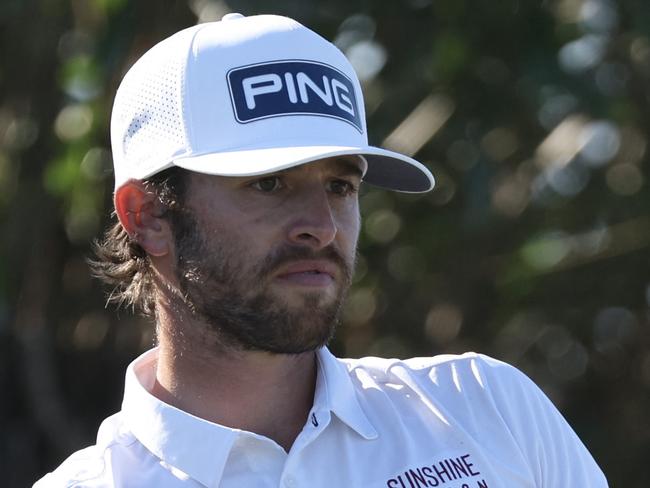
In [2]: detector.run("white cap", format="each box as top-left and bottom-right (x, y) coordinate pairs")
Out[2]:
(110, 14), (434, 192)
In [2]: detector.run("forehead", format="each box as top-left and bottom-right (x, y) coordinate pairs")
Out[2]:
(287, 155), (365, 177)
(189, 155), (365, 187)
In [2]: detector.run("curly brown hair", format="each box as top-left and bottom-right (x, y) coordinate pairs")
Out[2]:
(88, 167), (188, 316)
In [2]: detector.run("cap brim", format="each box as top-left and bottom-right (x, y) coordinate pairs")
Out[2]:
(172, 145), (434, 193)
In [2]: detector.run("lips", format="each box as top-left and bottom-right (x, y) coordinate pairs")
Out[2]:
(274, 260), (338, 286)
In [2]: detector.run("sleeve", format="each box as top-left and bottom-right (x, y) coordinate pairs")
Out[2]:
(476, 355), (609, 488)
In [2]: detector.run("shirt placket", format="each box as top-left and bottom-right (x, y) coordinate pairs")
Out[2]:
(278, 408), (331, 488)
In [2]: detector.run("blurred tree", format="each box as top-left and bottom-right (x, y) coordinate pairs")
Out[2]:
(0, 0), (648, 486)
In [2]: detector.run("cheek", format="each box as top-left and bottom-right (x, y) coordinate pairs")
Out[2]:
(225, 215), (277, 259)
(336, 205), (361, 249)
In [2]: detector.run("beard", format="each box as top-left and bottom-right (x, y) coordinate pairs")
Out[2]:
(170, 210), (355, 354)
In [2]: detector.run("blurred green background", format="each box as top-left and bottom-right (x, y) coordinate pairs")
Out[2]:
(1, 0), (648, 486)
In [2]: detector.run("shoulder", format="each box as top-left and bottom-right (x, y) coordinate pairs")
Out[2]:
(338, 352), (548, 423)
(33, 413), (135, 488)
(34, 445), (108, 488)
(340, 351), (529, 392)
(340, 350), (508, 371)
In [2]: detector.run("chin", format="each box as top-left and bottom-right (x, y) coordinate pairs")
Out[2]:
(274, 285), (339, 305)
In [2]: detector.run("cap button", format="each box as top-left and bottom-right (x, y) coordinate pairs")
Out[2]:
(222, 13), (244, 21)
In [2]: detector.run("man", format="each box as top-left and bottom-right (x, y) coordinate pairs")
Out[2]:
(36, 13), (607, 487)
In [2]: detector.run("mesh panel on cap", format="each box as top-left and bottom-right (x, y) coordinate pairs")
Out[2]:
(112, 29), (196, 180)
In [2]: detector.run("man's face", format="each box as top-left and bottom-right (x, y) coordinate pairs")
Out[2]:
(169, 157), (363, 354)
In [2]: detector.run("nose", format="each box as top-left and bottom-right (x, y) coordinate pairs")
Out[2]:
(286, 188), (337, 249)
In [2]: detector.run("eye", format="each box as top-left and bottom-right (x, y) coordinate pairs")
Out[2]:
(251, 176), (283, 193)
(328, 179), (358, 196)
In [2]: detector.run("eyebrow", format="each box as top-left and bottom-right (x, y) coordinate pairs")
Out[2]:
(329, 157), (365, 179)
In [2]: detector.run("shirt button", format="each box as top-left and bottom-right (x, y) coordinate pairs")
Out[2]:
(284, 476), (296, 487)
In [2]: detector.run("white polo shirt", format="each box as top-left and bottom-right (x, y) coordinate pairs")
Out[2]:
(35, 347), (607, 487)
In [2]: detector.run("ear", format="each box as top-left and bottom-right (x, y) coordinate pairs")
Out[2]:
(114, 180), (171, 257)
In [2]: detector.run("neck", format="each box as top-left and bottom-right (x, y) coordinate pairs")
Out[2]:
(151, 299), (317, 452)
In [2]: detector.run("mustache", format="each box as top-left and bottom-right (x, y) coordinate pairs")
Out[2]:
(258, 244), (353, 281)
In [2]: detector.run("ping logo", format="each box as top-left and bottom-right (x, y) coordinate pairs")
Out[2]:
(227, 60), (362, 132)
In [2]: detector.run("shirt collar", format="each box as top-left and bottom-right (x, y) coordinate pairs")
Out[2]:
(314, 347), (378, 440)
(123, 348), (237, 487)
(122, 347), (378, 487)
